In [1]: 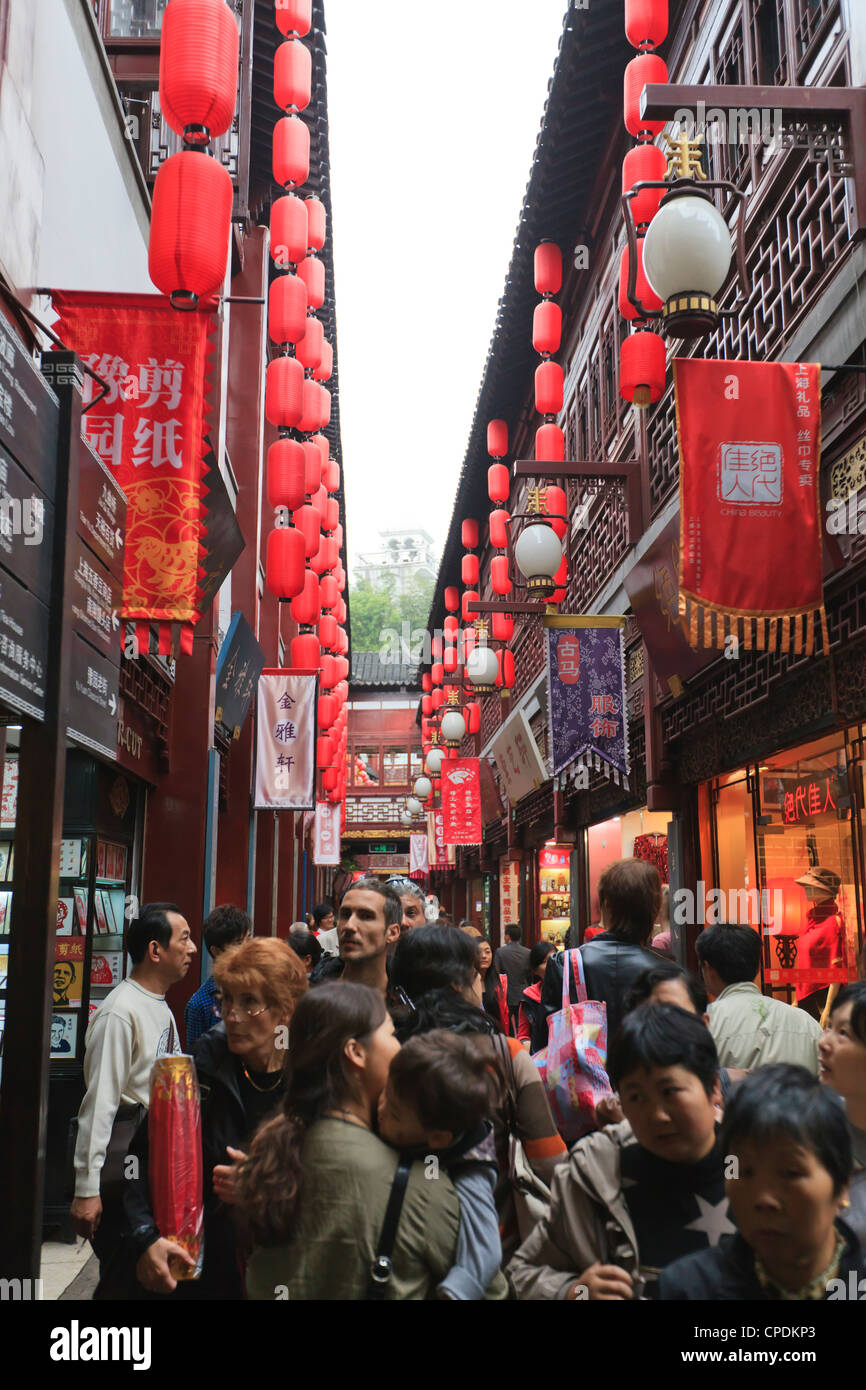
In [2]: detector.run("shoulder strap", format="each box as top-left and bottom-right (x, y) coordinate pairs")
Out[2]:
(367, 1158), (412, 1300)
(562, 948), (588, 1008)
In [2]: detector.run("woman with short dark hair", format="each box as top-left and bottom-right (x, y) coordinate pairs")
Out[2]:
(819, 980), (866, 1244)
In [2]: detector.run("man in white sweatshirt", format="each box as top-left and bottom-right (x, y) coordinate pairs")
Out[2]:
(70, 902), (196, 1296)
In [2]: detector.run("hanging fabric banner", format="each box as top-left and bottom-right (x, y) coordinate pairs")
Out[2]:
(427, 809), (456, 870)
(313, 801), (341, 865)
(544, 616), (629, 785)
(409, 832), (429, 879)
(52, 292), (217, 655)
(675, 358), (826, 655)
(492, 706), (548, 805)
(441, 757), (483, 846)
(254, 669), (317, 810)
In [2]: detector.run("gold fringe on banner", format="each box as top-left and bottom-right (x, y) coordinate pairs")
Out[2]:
(678, 592), (830, 658)
(805, 611), (815, 656)
(743, 618), (753, 651)
(781, 617), (790, 653)
(756, 618), (766, 650)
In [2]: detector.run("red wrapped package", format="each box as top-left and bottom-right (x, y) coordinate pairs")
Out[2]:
(149, 1055), (204, 1279)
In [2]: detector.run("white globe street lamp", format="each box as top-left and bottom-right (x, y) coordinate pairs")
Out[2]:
(440, 710), (467, 747)
(425, 748), (443, 776)
(407, 797), (423, 816)
(642, 194), (733, 339)
(514, 521), (562, 599)
(413, 776), (432, 800)
(465, 643), (500, 689)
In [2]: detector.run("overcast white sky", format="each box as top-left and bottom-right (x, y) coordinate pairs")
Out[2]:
(325, 1), (569, 583)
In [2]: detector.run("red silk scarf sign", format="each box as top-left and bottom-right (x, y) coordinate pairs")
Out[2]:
(675, 359), (826, 656)
(53, 292), (216, 655)
(441, 757), (482, 846)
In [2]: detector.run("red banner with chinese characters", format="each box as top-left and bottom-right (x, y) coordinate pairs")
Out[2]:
(52, 292), (216, 654)
(441, 758), (483, 846)
(675, 359), (826, 655)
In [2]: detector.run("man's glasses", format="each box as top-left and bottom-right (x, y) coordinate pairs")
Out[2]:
(213, 993), (270, 1020)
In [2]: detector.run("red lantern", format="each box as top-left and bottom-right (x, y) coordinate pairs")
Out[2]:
(305, 195), (326, 251)
(533, 300), (562, 357)
(620, 330), (666, 407)
(544, 485), (568, 540)
(290, 568), (319, 624)
(320, 574), (338, 609)
(492, 612), (513, 642)
(489, 509), (510, 550)
(149, 151), (233, 309)
(274, 37), (312, 112)
(318, 693), (337, 729)
(317, 384), (331, 429)
(461, 554), (479, 586)
(618, 239), (663, 321)
(322, 767), (338, 791)
(265, 354), (304, 428)
(443, 645), (458, 673)
(298, 255), (325, 308)
(624, 54), (668, 138)
(323, 496), (340, 532)
(535, 423), (565, 462)
(534, 242), (562, 296)
(487, 418), (508, 458)
(159, 0), (239, 141)
(622, 143), (667, 226)
(462, 626), (476, 658)
(289, 633), (318, 670)
(625, 0), (669, 49)
(488, 463), (509, 504)
(296, 314), (324, 370)
(270, 193), (308, 268)
(551, 557), (568, 604)
(314, 339), (333, 383)
(268, 273), (307, 345)
(312, 535), (338, 575)
(320, 654), (339, 691)
(444, 585), (459, 613)
(535, 360), (564, 416)
(298, 376), (322, 432)
(421, 694), (432, 717)
(421, 672), (432, 692)
(275, 0), (312, 37)
(461, 518), (478, 549)
(497, 649), (516, 689)
(273, 114), (310, 188)
(431, 688), (444, 710)
(431, 660), (444, 685)
(462, 589), (479, 623)
(301, 438), (321, 495)
(491, 554), (512, 596)
(316, 734), (334, 768)
(431, 634), (443, 662)
(466, 702), (481, 735)
(292, 501), (321, 556)
(323, 455), (340, 492)
(443, 615), (459, 638)
(265, 524), (305, 599)
(267, 437), (306, 511)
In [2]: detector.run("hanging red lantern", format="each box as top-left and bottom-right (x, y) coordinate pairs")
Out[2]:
(275, 0), (312, 38)
(492, 611), (514, 642)
(431, 634), (444, 661)
(461, 554), (479, 586)
(274, 37), (312, 112)
(431, 660), (444, 684)
(535, 423), (565, 462)
(312, 535), (338, 574)
(444, 585), (460, 613)
(488, 463), (510, 504)
(296, 314), (324, 370)
(265, 354), (304, 428)
(149, 151), (233, 309)
(533, 300), (562, 357)
(487, 418), (508, 458)
(463, 626), (477, 658)
(265, 524), (305, 599)
(320, 654), (339, 690)
(620, 330), (666, 407)
(268, 273), (307, 345)
(273, 114), (310, 188)
(321, 766), (338, 792)
(320, 574), (338, 609)
(159, 0), (239, 142)
(622, 143), (667, 226)
(551, 557), (568, 604)
(270, 193), (308, 268)
(443, 615), (459, 640)
(323, 455), (340, 492)
(290, 568), (319, 625)
(535, 360), (564, 416)
(625, 0), (669, 49)
(544, 485), (568, 540)
(336, 627), (348, 656)
(497, 649), (516, 689)
(462, 589), (479, 623)
(618, 239), (663, 321)
(305, 195), (326, 250)
(421, 671), (432, 692)
(323, 496), (340, 532)
(624, 54), (668, 138)
(317, 734), (335, 769)
(431, 688), (445, 710)
(491, 554), (512, 596)
(332, 522), (343, 550)
(318, 693), (337, 729)
(489, 509), (510, 550)
(292, 501), (322, 556)
(461, 518), (478, 549)
(443, 645), (458, 674)
(267, 437), (306, 512)
(298, 376), (323, 433)
(314, 339), (333, 383)
(317, 384), (331, 429)
(421, 694), (432, 717)
(301, 438), (321, 495)
(291, 632), (319, 670)
(465, 702), (481, 735)
(298, 255), (325, 308)
(534, 242), (562, 296)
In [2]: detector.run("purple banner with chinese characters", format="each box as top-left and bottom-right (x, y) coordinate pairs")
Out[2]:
(254, 669), (317, 810)
(544, 616), (629, 781)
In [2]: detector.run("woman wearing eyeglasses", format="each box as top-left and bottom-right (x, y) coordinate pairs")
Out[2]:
(123, 937), (307, 1298)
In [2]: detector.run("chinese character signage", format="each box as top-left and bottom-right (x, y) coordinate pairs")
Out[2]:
(622, 513), (717, 690)
(409, 833), (429, 877)
(52, 292), (216, 649)
(313, 801), (341, 865)
(441, 758), (483, 845)
(675, 359), (826, 655)
(499, 858), (520, 938)
(254, 669), (317, 811)
(491, 707), (548, 805)
(545, 615), (629, 782)
(427, 810), (454, 870)
(215, 613), (266, 736)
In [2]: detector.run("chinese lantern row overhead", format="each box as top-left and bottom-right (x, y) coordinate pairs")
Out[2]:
(149, 0), (239, 309)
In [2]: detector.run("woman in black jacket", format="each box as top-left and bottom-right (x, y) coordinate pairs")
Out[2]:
(123, 937), (307, 1298)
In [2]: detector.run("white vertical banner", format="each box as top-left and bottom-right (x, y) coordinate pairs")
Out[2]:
(314, 801), (341, 865)
(254, 669), (317, 810)
(409, 832), (429, 876)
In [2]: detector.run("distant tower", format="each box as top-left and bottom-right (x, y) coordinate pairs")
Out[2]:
(354, 528), (438, 596)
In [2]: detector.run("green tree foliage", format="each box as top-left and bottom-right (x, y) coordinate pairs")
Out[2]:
(349, 573), (436, 657)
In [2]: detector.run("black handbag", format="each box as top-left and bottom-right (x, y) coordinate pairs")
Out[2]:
(366, 1157), (412, 1300)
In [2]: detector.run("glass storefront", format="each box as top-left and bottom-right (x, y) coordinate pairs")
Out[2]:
(586, 809), (671, 941)
(539, 842), (572, 945)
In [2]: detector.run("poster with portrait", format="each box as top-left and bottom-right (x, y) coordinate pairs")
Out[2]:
(50, 1012), (78, 1057)
(53, 939), (85, 1009)
(90, 950), (123, 988)
(56, 897), (76, 936)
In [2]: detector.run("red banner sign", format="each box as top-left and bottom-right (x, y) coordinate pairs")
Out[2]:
(675, 359), (826, 655)
(52, 292), (216, 652)
(441, 757), (482, 846)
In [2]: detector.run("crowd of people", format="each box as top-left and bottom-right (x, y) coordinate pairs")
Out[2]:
(66, 860), (866, 1301)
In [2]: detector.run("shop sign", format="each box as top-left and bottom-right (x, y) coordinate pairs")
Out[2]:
(427, 809), (455, 869)
(215, 612), (266, 738)
(540, 847), (570, 870)
(622, 513), (717, 689)
(409, 834), (428, 877)
(0, 566), (49, 720)
(254, 669), (317, 810)
(0, 316), (60, 497)
(67, 634), (119, 763)
(368, 852), (409, 871)
(76, 438), (126, 584)
(492, 706), (547, 804)
(441, 757), (482, 845)
(499, 857), (520, 930)
(116, 695), (161, 784)
(0, 442), (54, 604)
(69, 533), (123, 663)
(314, 801), (341, 866)
(781, 774), (840, 824)
(545, 616), (630, 782)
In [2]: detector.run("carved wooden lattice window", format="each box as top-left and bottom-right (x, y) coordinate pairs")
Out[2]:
(569, 480), (629, 609)
(713, 14), (750, 190)
(750, 0), (788, 85)
(601, 317), (617, 446)
(793, 0), (839, 70)
(647, 384), (679, 517)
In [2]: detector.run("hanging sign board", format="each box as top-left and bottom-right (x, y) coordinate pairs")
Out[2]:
(254, 668), (317, 810)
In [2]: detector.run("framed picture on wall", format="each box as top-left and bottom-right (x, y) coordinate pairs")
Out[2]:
(50, 1012), (78, 1058)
